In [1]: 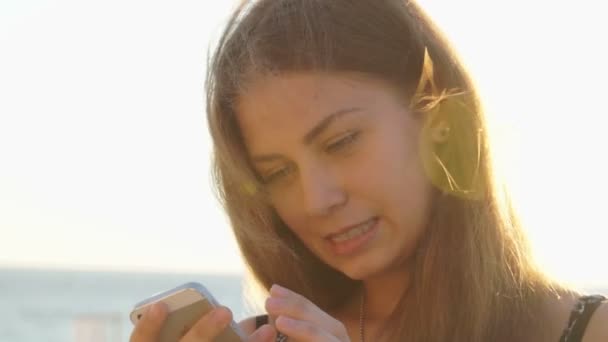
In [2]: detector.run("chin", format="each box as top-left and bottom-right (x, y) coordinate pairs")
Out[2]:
(341, 269), (368, 281)
(343, 251), (412, 281)
(333, 257), (386, 280)
(315, 245), (397, 280)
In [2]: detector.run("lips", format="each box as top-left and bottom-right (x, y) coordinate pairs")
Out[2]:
(325, 217), (379, 256)
(326, 217), (378, 241)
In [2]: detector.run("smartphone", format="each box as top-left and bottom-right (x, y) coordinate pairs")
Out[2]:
(130, 282), (245, 342)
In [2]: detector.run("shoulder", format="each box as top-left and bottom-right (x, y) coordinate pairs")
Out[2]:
(238, 315), (267, 336)
(582, 297), (608, 342)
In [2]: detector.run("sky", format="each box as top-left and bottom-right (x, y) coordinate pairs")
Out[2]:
(1, 1), (607, 287)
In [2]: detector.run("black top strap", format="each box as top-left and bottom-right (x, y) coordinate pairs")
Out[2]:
(559, 294), (606, 342)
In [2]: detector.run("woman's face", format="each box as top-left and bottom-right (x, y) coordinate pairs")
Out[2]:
(236, 72), (434, 280)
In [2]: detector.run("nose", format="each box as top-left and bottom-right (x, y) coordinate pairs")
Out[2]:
(298, 163), (347, 217)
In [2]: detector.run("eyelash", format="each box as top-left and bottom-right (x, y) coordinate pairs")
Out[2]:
(261, 165), (293, 184)
(261, 131), (361, 184)
(325, 131), (360, 153)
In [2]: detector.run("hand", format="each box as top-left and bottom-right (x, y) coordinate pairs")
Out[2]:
(264, 284), (351, 342)
(129, 302), (278, 342)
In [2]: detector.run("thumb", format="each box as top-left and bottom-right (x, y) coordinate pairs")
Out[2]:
(246, 324), (276, 342)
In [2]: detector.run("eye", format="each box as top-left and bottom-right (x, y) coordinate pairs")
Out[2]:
(261, 165), (294, 184)
(325, 131), (360, 153)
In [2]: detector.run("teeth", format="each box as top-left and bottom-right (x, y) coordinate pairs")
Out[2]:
(331, 219), (375, 243)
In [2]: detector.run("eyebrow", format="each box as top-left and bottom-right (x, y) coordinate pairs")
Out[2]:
(251, 107), (362, 163)
(302, 107), (362, 145)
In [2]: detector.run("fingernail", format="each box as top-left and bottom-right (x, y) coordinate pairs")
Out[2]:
(270, 284), (289, 297)
(265, 297), (284, 311)
(211, 307), (229, 323)
(257, 324), (275, 341)
(275, 316), (295, 328)
(150, 303), (166, 320)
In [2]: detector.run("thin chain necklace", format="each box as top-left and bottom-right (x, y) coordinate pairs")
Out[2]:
(359, 288), (365, 342)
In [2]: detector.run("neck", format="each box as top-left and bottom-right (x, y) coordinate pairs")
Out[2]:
(361, 260), (413, 322)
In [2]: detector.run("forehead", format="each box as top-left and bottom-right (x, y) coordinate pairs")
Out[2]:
(238, 72), (366, 121)
(235, 72), (399, 152)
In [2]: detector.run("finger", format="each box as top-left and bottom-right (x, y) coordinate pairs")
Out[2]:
(180, 306), (232, 342)
(245, 324), (276, 342)
(275, 316), (340, 342)
(266, 285), (340, 334)
(267, 285), (329, 320)
(130, 303), (168, 342)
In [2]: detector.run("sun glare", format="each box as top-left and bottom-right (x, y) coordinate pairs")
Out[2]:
(0, 0), (606, 286)
(419, 0), (608, 288)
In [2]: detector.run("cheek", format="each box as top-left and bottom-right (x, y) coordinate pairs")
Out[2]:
(272, 198), (309, 236)
(344, 129), (422, 189)
(350, 126), (432, 221)
(348, 155), (428, 211)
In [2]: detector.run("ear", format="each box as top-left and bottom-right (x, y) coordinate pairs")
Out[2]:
(430, 120), (450, 144)
(417, 95), (485, 200)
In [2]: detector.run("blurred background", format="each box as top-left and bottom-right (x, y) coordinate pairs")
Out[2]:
(1, 1), (606, 341)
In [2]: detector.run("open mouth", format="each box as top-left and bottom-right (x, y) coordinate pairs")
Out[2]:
(328, 217), (378, 243)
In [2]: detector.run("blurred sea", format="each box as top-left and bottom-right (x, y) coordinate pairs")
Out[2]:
(1, 268), (606, 342)
(0, 268), (249, 342)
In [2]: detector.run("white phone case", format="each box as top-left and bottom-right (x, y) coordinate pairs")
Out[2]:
(130, 282), (244, 342)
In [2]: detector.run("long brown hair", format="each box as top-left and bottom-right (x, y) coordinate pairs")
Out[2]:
(206, 0), (563, 340)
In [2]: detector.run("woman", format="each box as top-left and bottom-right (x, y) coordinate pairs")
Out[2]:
(131, 0), (607, 341)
